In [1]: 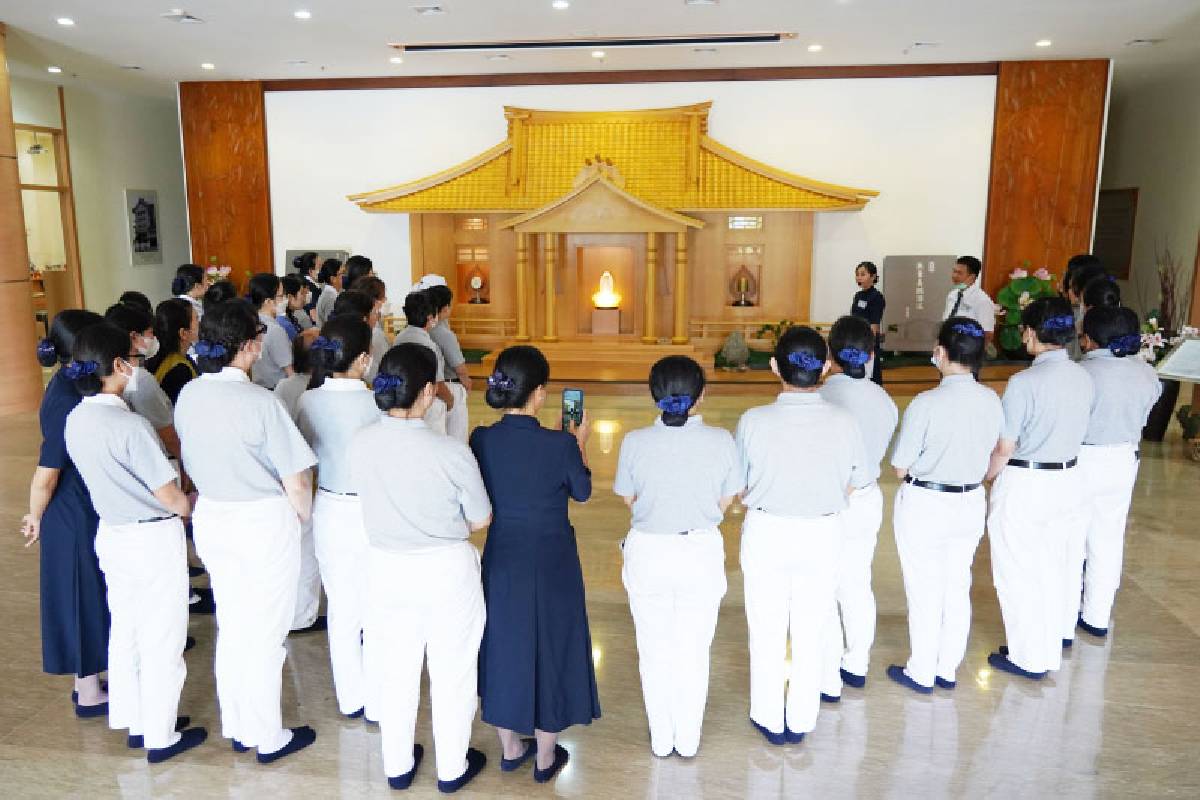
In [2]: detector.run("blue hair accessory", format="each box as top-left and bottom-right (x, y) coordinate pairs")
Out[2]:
(951, 322), (984, 338)
(194, 340), (227, 358)
(373, 374), (405, 393)
(1108, 333), (1142, 357)
(36, 338), (56, 360)
(656, 394), (693, 415)
(311, 336), (339, 353)
(63, 360), (97, 380)
(836, 347), (870, 367)
(487, 371), (516, 391)
(1043, 315), (1076, 332)
(787, 351), (824, 371)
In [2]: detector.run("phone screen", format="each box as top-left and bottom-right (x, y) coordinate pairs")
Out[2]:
(561, 388), (584, 430)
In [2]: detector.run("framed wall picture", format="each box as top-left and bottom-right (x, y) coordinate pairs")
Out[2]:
(125, 189), (162, 267)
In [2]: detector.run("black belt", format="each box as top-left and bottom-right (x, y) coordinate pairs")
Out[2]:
(319, 487), (358, 496)
(137, 514), (178, 524)
(1007, 457), (1078, 470)
(446, 377), (461, 384)
(904, 476), (981, 493)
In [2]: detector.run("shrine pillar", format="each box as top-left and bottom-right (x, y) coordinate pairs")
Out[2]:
(642, 233), (657, 344)
(515, 232), (530, 341)
(671, 231), (689, 344)
(543, 233), (558, 342)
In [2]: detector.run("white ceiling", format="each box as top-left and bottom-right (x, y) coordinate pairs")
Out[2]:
(2, 0), (1199, 97)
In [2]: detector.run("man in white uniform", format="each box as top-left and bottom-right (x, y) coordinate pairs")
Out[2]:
(943, 256), (996, 345)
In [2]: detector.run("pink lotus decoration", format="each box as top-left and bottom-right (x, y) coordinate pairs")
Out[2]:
(1033, 268), (1051, 281)
(1009, 268), (1028, 279)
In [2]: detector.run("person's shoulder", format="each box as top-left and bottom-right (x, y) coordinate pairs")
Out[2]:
(696, 421), (736, 448)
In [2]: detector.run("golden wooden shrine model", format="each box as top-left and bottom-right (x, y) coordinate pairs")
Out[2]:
(350, 101), (877, 378)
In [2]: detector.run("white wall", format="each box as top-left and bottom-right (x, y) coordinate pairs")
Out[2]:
(1101, 62), (1200, 322)
(9, 77), (190, 311)
(265, 77), (996, 322)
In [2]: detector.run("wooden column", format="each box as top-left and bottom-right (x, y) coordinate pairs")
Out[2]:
(642, 232), (657, 343)
(515, 232), (530, 341)
(671, 231), (689, 344)
(0, 23), (48, 415)
(543, 233), (558, 342)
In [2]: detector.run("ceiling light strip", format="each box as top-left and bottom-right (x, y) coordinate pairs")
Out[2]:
(396, 32), (788, 53)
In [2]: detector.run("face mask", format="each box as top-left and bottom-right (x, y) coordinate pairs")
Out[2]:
(952, 282), (967, 291)
(123, 360), (139, 393)
(139, 336), (160, 359)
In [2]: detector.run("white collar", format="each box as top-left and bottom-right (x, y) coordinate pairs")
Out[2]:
(383, 416), (428, 429)
(82, 393), (129, 410)
(202, 367), (250, 383)
(653, 415), (703, 429)
(775, 390), (824, 404)
(320, 377), (369, 392)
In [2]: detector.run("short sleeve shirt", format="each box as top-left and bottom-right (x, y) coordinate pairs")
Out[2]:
(273, 372), (310, 423)
(123, 366), (174, 431)
(943, 283), (997, 332)
(252, 312), (293, 390)
(819, 373), (898, 484)
(315, 285), (338, 326)
(890, 374), (1004, 484)
(64, 394), (179, 525)
(613, 416), (742, 534)
(1080, 350), (1163, 445)
(297, 379), (382, 494)
(392, 325), (446, 381)
(1000, 349), (1094, 461)
(851, 287), (885, 326)
(429, 320), (466, 379)
(175, 368), (316, 501)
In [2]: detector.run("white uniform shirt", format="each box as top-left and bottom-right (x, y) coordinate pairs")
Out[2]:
(175, 367), (316, 501)
(64, 394), (179, 525)
(315, 284), (338, 326)
(429, 320), (466, 381)
(178, 294), (204, 322)
(252, 312), (293, 390)
(819, 373), (898, 485)
(943, 282), (996, 332)
(1080, 349), (1162, 445)
(392, 324), (446, 380)
(350, 416), (491, 552)
(1001, 349), (1094, 462)
(273, 372), (310, 422)
(366, 326), (390, 384)
(613, 416), (742, 534)
(297, 379), (382, 494)
(123, 366), (174, 431)
(891, 373), (1004, 484)
(736, 392), (869, 517)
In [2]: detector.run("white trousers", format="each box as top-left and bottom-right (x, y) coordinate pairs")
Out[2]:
(1077, 443), (1139, 630)
(366, 542), (485, 782)
(94, 517), (189, 750)
(821, 483), (883, 695)
(741, 509), (842, 735)
(193, 496), (300, 754)
(893, 483), (986, 687)
(622, 529), (727, 757)
(425, 397), (448, 436)
(313, 491), (370, 715)
(445, 382), (469, 443)
(987, 465), (1083, 674)
(291, 513), (322, 630)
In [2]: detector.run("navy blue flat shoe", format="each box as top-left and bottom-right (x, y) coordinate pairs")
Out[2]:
(128, 716), (191, 748)
(998, 645), (1009, 656)
(188, 588), (215, 615)
(886, 665), (933, 695)
(387, 744), (424, 790)
(784, 728), (806, 744)
(501, 738), (536, 771)
(74, 701), (109, 719)
(1077, 616), (1108, 637)
(184, 636), (196, 652)
(188, 565), (206, 578)
(533, 744), (569, 784)
(935, 677), (956, 690)
(256, 725), (316, 764)
(750, 718), (786, 746)
(148, 727), (207, 763)
(987, 652), (1046, 680)
(345, 707), (365, 720)
(820, 692), (841, 704)
(1062, 638), (1073, 649)
(289, 616), (328, 635)
(232, 740), (250, 753)
(839, 668), (866, 689)
(438, 748), (486, 793)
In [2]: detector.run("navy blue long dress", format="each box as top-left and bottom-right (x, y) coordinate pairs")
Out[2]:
(37, 369), (108, 677)
(470, 414), (601, 734)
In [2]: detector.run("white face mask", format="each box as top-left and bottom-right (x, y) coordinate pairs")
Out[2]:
(138, 335), (160, 359)
(123, 360), (139, 393)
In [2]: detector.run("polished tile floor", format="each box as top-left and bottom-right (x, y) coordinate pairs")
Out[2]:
(2, 389), (1199, 798)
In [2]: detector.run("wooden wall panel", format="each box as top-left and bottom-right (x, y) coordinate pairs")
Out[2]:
(983, 60), (1109, 298)
(179, 81), (273, 286)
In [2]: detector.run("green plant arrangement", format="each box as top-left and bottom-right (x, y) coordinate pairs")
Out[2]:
(995, 263), (1058, 354)
(755, 319), (795, 348)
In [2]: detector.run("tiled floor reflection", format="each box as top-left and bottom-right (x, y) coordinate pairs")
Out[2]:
(1, 389), (1198, 797)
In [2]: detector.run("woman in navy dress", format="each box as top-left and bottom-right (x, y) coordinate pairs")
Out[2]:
(850, 261), (886, 385)
(469, 345), (600, 784)
(22, 310), (111, 716)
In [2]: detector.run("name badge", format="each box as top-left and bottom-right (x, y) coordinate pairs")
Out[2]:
(857, 300), (868, 309)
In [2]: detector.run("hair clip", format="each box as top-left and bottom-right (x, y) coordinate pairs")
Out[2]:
(1043, 315), (1076, 332)
(372, 373), (405, 393)
(487, 371), (516, 391)
(656, 394), (693, 415)
(836, 347), (871, 367)
(63, 360), (98, 380)
(951, 322), (984, 338)
(311, 336), (339, 353)
(36, 338), (56, 360)
(195, 340), (227, 358)
(787, 351), (824, 371)
(1108, 333), (1142, 356)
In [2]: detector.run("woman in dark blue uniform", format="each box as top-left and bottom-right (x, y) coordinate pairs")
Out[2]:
(850, 261), (886, 385)
(469, 345), (600, 784)
(22, 310), (111, 716)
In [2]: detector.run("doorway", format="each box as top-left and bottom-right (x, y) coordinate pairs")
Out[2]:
(573, 242), (637, 336)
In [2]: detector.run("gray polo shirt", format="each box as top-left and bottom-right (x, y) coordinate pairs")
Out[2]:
(123, 366), (174, 431)
(393, 324), (446, 381)
(366, 326), (390, 384)
(430, 320), (466, 380)
(613, 416), (742, 534)
(252, 312), (293, 390)
(350, 416), (491, 552)
(891, 374), (1004, 484)
(1080, 349), (1162, 445)
(1001, 349), (1094, 462)
(315, 284), (338, 326)
(298, 379), (382, 494)
(820, 373), (898, 485)
(736, 391), (868, 518)
(64, 394), (179, 525)
(175, 368), (317, 501)
(273, 372), (310, 422)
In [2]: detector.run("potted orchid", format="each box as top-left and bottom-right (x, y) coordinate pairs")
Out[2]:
(995, 262), (1058, 357)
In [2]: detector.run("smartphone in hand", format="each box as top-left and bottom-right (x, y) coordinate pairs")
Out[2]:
(561, 388), (584, 431)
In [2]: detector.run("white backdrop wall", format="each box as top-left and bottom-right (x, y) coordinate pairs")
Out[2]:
(265, 77), (996, 321)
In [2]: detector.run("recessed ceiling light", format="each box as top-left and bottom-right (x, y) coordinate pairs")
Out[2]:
(807, 43), (823, 53)
(591, 50), (606, 59)
(120, 65), (143, 70)
(56, 17), (75, 26)
(1125, 38), (1165, 47)
(294, 10), (312, 20)
(47, 65), (62, 74)
(390, 56), (405, 64)
(200, 62), (215, 70)
(487, 54), (511, 61)
(685, 0), (719, 5)
(552, 0), (570, 8)
(1036, 39), (1052, 47)
(286, 59), (309, 65)
(412, 4), (445, 14)
(693, 47), (718, 54)
(161, 9), (205, 24)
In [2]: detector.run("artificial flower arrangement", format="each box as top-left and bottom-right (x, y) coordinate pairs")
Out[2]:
(995, 262), (1058, 354)
(205, 264), (233, 283)
(1138, 317), (1198, 365)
